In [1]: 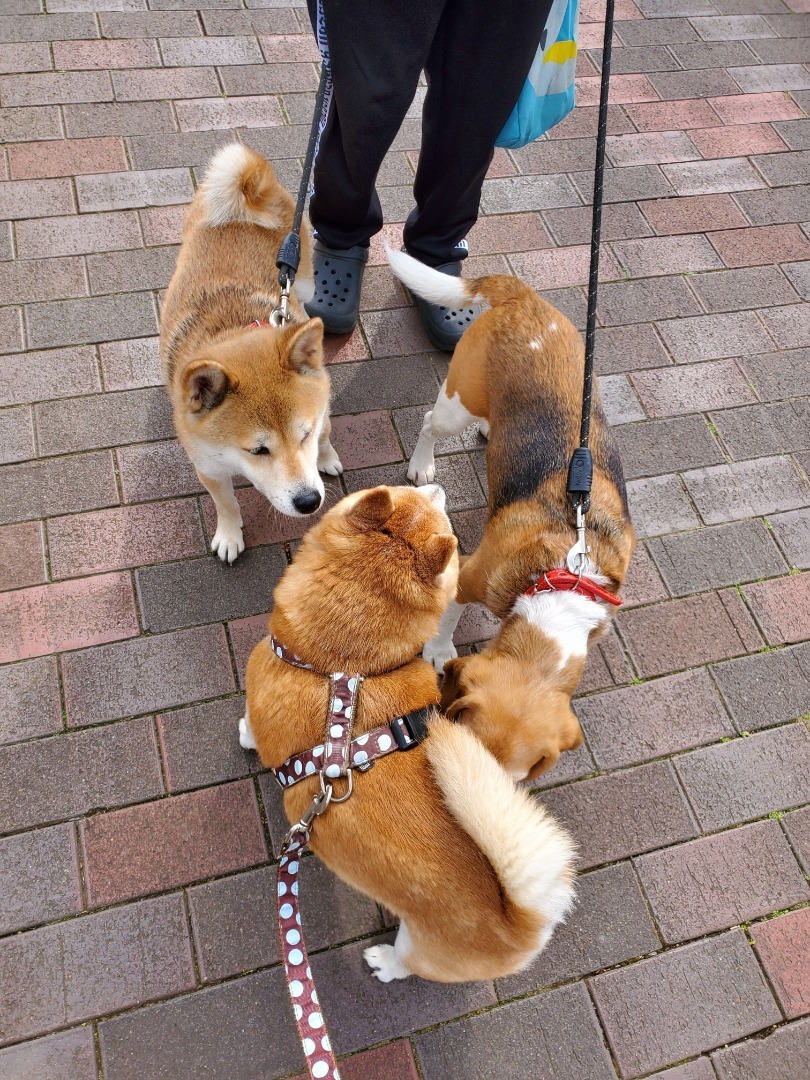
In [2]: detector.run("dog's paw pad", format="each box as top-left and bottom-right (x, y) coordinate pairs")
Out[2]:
(238, 716), (257, 751)
(364, 945), (407, 982)
(318, 444), (344, 476)
(211, 523), (245, 564)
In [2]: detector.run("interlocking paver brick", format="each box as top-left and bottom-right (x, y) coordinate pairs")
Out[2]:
(27, 292), (158, 350)
(622, 545), (669, 607)
(693, 265), (799, 312)
(646, 1061), (715, 1080)
(161, 35), (262, 66)
(101, 10), (203, 37)
(53, 39), (160, 70)
(712, 1018), (810, 1080)
(63, 100), (177, 138)
(200, 10), (297, 34)
(709, 222), (810, 267)
(784, 805), (810, 874)
(511, 136), (599, 175)
(189, 859), (383, 983)
(0, 824), (81, 935)
(36, 387), (172, 455)
(612, 233), (723, 277)
(112, 67), (220, 101)
(691, 122), (788, 158)
(662, 157), (765, 196)
(784, 260), (810, 300)
(0, 656), (61, 746)
(0, 405), (34, 465)
(592, 44), (682, 74)
(572, 163), (674, 204)
(657, 310), (774, 362)
(86, 245), (179, 295)
(599, 374), (646, 424)
(0, 345), (100, 406)
(669, 40), (760, 68)
(640, 192), (748, 235)
(770, 507), (810, 568)
(736, 184), (810, 225)
(745, 572), (810, 644)
(649, 519), (787, 595)
(544, 201), (652, 247)
(694, 14), (778, 39)
(711, 641), (810, 732)
(330, 356), (437, 412)
(309, 1042), (419, 1080)
(0, 71), (112, 107)
(0, 105), (62, 144)
(752, 148), (810, 187)
(617, 15), (699, 45)
(62, 624), (234, 727)
(157, 697), (256, 793)
(346, 454), (485, 513)
(81, 779), (266, 905)
(620, 591), (761, 676)
(676, 722), (810, 831)
(751, 908), (810, 1018)
(649, 68), (741, 100)
(0, 716), (163, 833)
(0, 573), (138, 663)
(0, 13), (98, 41)
(329, 410), (403, 469)
(175, 94), (284, 131)
(759, 302), (810, 348)
(0, 895), (194, 1047)
(496, 862), (659, 997)
(626, 98), (721, 132)
(0, 255), (86, 305)
(0, 451), (118, 525)
(140, 205), (186, 247)
(415, 982), (614, 1080)
(615, 415), (725, 479)
(99, 969), (303, 1080)
(0, 177), (74, 220)
(48, 501), (205, 579)
(711, 399), (810, 460)
(0, 41), (49, 75)
(732, 63), (810, 94)
(625, 475), (701, 538)
(631, 359), (755, 417)
(0, 521), (45, 592)
(16, 210), (143, 259)
(683, 457), (809, 524)
(76, 167), (193, 212)
(775, 118), (810, 151)
(595, 322), (671, 374)
(478, 174), (581, 214)
(576, 669), (735, 769)
(117, 439), (202, 503)
(590, 930), (780, 1077)
(219, 62), (320, 96)
(636, 821), (808, 943)
(597, 275), (702, 325)
(0, 308), (23, 353)
(99, 336), (161, 390)
(137, 545), (286, 632)
(541, 761), (697, 869)
(0, 1029), (97, 1080)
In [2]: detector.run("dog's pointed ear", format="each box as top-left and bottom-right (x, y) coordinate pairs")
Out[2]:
(184, 361), (233, 413)
(347, 486), (395, 530)
(285, 317), (324, 374)
(440, 656), (468, 712)
(416, 533), (457, 582)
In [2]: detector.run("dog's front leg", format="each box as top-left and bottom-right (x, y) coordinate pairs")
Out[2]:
(317, 416), (343, 476)
(423, 599), (465, 672)
(199, 470), (245, 564)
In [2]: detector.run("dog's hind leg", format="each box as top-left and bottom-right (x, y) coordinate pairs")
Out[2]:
(408, 382), (483, 486)
(199, 470), (245, 564)
(364, 922), (414, 982)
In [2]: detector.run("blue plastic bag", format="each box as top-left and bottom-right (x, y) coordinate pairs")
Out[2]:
(496, 0), (580, 149)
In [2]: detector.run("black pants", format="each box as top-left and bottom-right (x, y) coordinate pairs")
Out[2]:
(306, 0), (553, 266)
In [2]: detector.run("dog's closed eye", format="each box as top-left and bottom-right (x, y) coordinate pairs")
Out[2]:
(248, 445), (271, 456)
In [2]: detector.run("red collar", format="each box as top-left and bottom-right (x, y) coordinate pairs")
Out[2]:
(525, 569), (622, 607)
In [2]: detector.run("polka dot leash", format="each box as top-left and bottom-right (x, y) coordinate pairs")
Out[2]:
(278, 828), (342, 1080)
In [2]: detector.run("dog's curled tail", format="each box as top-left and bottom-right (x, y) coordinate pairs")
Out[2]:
(201, 143), (288, 230)
(426, 715), (576, 956)
(386, 246), (536, 310)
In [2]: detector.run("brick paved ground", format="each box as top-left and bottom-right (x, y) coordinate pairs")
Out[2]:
(1, 0), (809, 1076)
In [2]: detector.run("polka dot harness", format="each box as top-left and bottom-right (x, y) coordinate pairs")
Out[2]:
(269, 635), (431, 1080)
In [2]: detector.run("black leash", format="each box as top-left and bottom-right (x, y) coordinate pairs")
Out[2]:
(566, 0), (615, 566)
(272, 62), (331, 326)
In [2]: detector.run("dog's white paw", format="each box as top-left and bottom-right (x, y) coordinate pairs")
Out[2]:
(423, 637), (457, 674)
(238, 715), (257, 751)
(364, 944), (409, 982)
(318, 442), (343, 476)
(407, 457), (436, 486)
(211, 521), (245, 564)
(478, 418), (490, 439)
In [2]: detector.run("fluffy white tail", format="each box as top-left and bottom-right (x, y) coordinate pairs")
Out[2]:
(201, 143), (284, 230)
(427, 716), (576, 945)
(386, 245), (536, 310)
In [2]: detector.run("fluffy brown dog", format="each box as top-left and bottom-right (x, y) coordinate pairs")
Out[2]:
(240, 485), (575, 983)
(388, 249), (635, 782)
(161, 144), (342, 564)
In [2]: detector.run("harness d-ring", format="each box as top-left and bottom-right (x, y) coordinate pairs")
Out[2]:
(322, 769), (353, 803)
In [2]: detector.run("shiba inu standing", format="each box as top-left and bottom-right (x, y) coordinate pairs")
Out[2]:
(161, 144), (342, 564)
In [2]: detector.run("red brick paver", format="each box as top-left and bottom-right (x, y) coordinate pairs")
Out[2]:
(1, 2), (808, 1076)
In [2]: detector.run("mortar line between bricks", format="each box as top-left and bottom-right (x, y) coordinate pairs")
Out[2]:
(742, 924), (790, 1025)
(181, 887), (203, 988)
(584, 979), (623, 1079)
(73, 817), (90, 912)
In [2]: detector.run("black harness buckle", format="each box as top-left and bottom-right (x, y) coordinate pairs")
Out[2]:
(391, 707), (431, 750)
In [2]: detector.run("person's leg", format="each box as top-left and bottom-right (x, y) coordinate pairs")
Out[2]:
(404, 0), (554, 267)
(306, 0), (444, 251)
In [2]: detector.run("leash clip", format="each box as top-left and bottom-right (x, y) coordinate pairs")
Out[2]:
(280, 787), (332, 857)
(269, 280), (293, 328)
(566, 501), (592, 575)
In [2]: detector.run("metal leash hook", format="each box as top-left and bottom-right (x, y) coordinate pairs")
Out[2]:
(269, 279), (293, 328)
(566, 501), (591, 576)
(279, 785), (332, 857)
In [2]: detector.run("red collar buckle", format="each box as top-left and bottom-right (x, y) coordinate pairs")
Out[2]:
(526, 569), (622, 607)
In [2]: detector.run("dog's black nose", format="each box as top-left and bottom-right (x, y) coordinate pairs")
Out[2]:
(293, 489), (322, 514)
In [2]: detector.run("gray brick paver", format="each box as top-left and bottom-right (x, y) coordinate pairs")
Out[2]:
(0, 5), (808, 1073)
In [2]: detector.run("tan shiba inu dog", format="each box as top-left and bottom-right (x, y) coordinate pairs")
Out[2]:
(240, 485), (576, 983)
(161, 144), (342, 563)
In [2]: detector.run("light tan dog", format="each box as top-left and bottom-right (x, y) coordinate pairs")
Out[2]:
(161, 144), (342, 563)
(240, 485), (575, 983)
(388, 249), (635, 782)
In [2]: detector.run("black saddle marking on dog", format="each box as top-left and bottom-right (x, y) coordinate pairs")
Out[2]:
(488, 393), (572, 514)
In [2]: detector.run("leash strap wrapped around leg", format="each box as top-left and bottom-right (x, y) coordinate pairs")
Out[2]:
(278, 829), (342, 1080)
